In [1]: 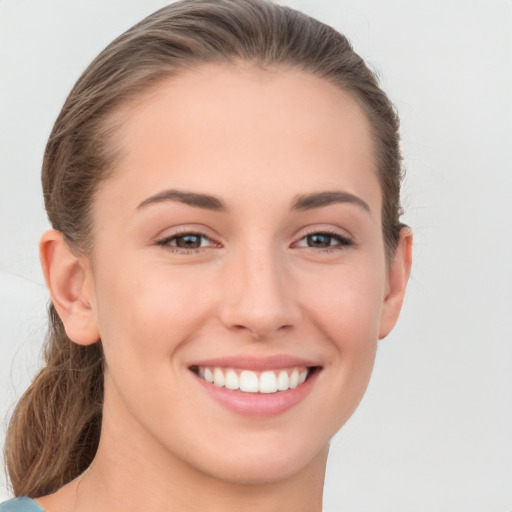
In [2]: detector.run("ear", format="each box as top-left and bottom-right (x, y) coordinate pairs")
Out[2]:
(378, 227), (413, 339)
(39, 229), (99, 345)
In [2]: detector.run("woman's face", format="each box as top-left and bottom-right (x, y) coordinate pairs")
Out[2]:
(84, 63), (401, 484)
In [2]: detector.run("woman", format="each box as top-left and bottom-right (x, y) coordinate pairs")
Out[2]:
(1, 0), (412, 510)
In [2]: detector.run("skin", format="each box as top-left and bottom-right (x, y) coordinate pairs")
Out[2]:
(37, 63), (412, 512)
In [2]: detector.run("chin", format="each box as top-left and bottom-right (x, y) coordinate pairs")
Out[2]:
(185, 433), (330, 486)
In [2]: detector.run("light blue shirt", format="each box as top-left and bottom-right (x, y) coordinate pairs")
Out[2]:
(0, 497), (44, 512)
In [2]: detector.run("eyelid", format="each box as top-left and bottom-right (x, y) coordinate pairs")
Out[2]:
(292, 226), (355, 251)
(153, 224), (354, 253)
(154, 224), (219, 242)
(295, 225), (353, 242)
(157, 233), (214, 246)
(154, 226), (222, 253)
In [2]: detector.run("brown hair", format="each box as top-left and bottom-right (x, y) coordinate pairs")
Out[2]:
(4, 0), (405, 497)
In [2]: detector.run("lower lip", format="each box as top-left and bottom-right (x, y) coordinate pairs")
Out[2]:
(193, 370), (319, 417)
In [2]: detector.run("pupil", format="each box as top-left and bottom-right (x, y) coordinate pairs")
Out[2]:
(308, 234), (331, 248)
(177, 235), (201, 248)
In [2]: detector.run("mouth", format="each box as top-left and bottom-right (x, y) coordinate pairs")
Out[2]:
(188, 355), (322, 416)
(190, 365), (321, 394)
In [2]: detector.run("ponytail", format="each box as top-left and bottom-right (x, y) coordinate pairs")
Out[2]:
(4, 304), (103, 497)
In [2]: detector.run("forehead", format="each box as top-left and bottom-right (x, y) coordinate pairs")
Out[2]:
(100, 63), (380, 214)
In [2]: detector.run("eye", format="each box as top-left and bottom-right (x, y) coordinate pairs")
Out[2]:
(295, 231), (353, 251)
(156, 232), (218, 252)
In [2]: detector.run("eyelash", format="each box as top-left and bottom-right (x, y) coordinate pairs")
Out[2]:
(156, 229), (353, 254)
(294, 229), (353, 253)
(156, 231), (218, 254)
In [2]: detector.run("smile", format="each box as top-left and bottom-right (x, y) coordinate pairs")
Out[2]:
(189, 356), (322, 416)
(193, 366), (311, 393)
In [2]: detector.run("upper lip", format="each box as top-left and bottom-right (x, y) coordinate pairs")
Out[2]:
(188, 354), (321, 371)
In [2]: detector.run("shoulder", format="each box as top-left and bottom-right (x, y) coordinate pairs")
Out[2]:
(0, 497), (45, 512)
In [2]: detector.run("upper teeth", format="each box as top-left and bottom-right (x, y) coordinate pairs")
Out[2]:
(198, 367), (308, 393)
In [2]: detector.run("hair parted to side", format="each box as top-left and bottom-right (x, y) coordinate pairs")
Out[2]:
(5, 0), (405, 497)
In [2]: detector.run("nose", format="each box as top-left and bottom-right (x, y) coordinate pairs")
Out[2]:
(218, 245), (301, 340)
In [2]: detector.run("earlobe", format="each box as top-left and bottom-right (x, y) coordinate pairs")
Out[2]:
(39, 229), (100, 345)
(378, 227), (413, 339)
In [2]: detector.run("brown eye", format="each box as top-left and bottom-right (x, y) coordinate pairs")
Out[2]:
(174, 234), (203, 248)
(295, 231), (353, 251)
(306, 234), (333, 248)
(157, 232), (215, 251)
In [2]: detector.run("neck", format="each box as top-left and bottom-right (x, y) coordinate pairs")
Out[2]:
(63, 389), (328, 512)
(79, 431), (327, 512)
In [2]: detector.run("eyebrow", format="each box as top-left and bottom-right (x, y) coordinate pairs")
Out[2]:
(137, 188), (370, 214)
(137, 189), (227, 211)
(291, 191), (370, 213)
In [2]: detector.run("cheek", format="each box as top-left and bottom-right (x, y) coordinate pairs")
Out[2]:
(91, 265), (202, 422)
(302, 260), (385, 414)
(303, 261), (386, 345)
(93, 262), (205, 369)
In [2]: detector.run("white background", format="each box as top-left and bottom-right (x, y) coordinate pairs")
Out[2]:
(1, 1), (511, 510)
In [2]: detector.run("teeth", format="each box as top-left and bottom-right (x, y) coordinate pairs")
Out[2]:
(213, 367), (225, 387)
(196, 366), (310, 393)
(277, 370), (289, 391)
(289, 369), (299, 389)
(259, 371), (277, 393)
(204, 368), (214, 383)
(225, 369), (239, 390)
(239, 370), (259, 392)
